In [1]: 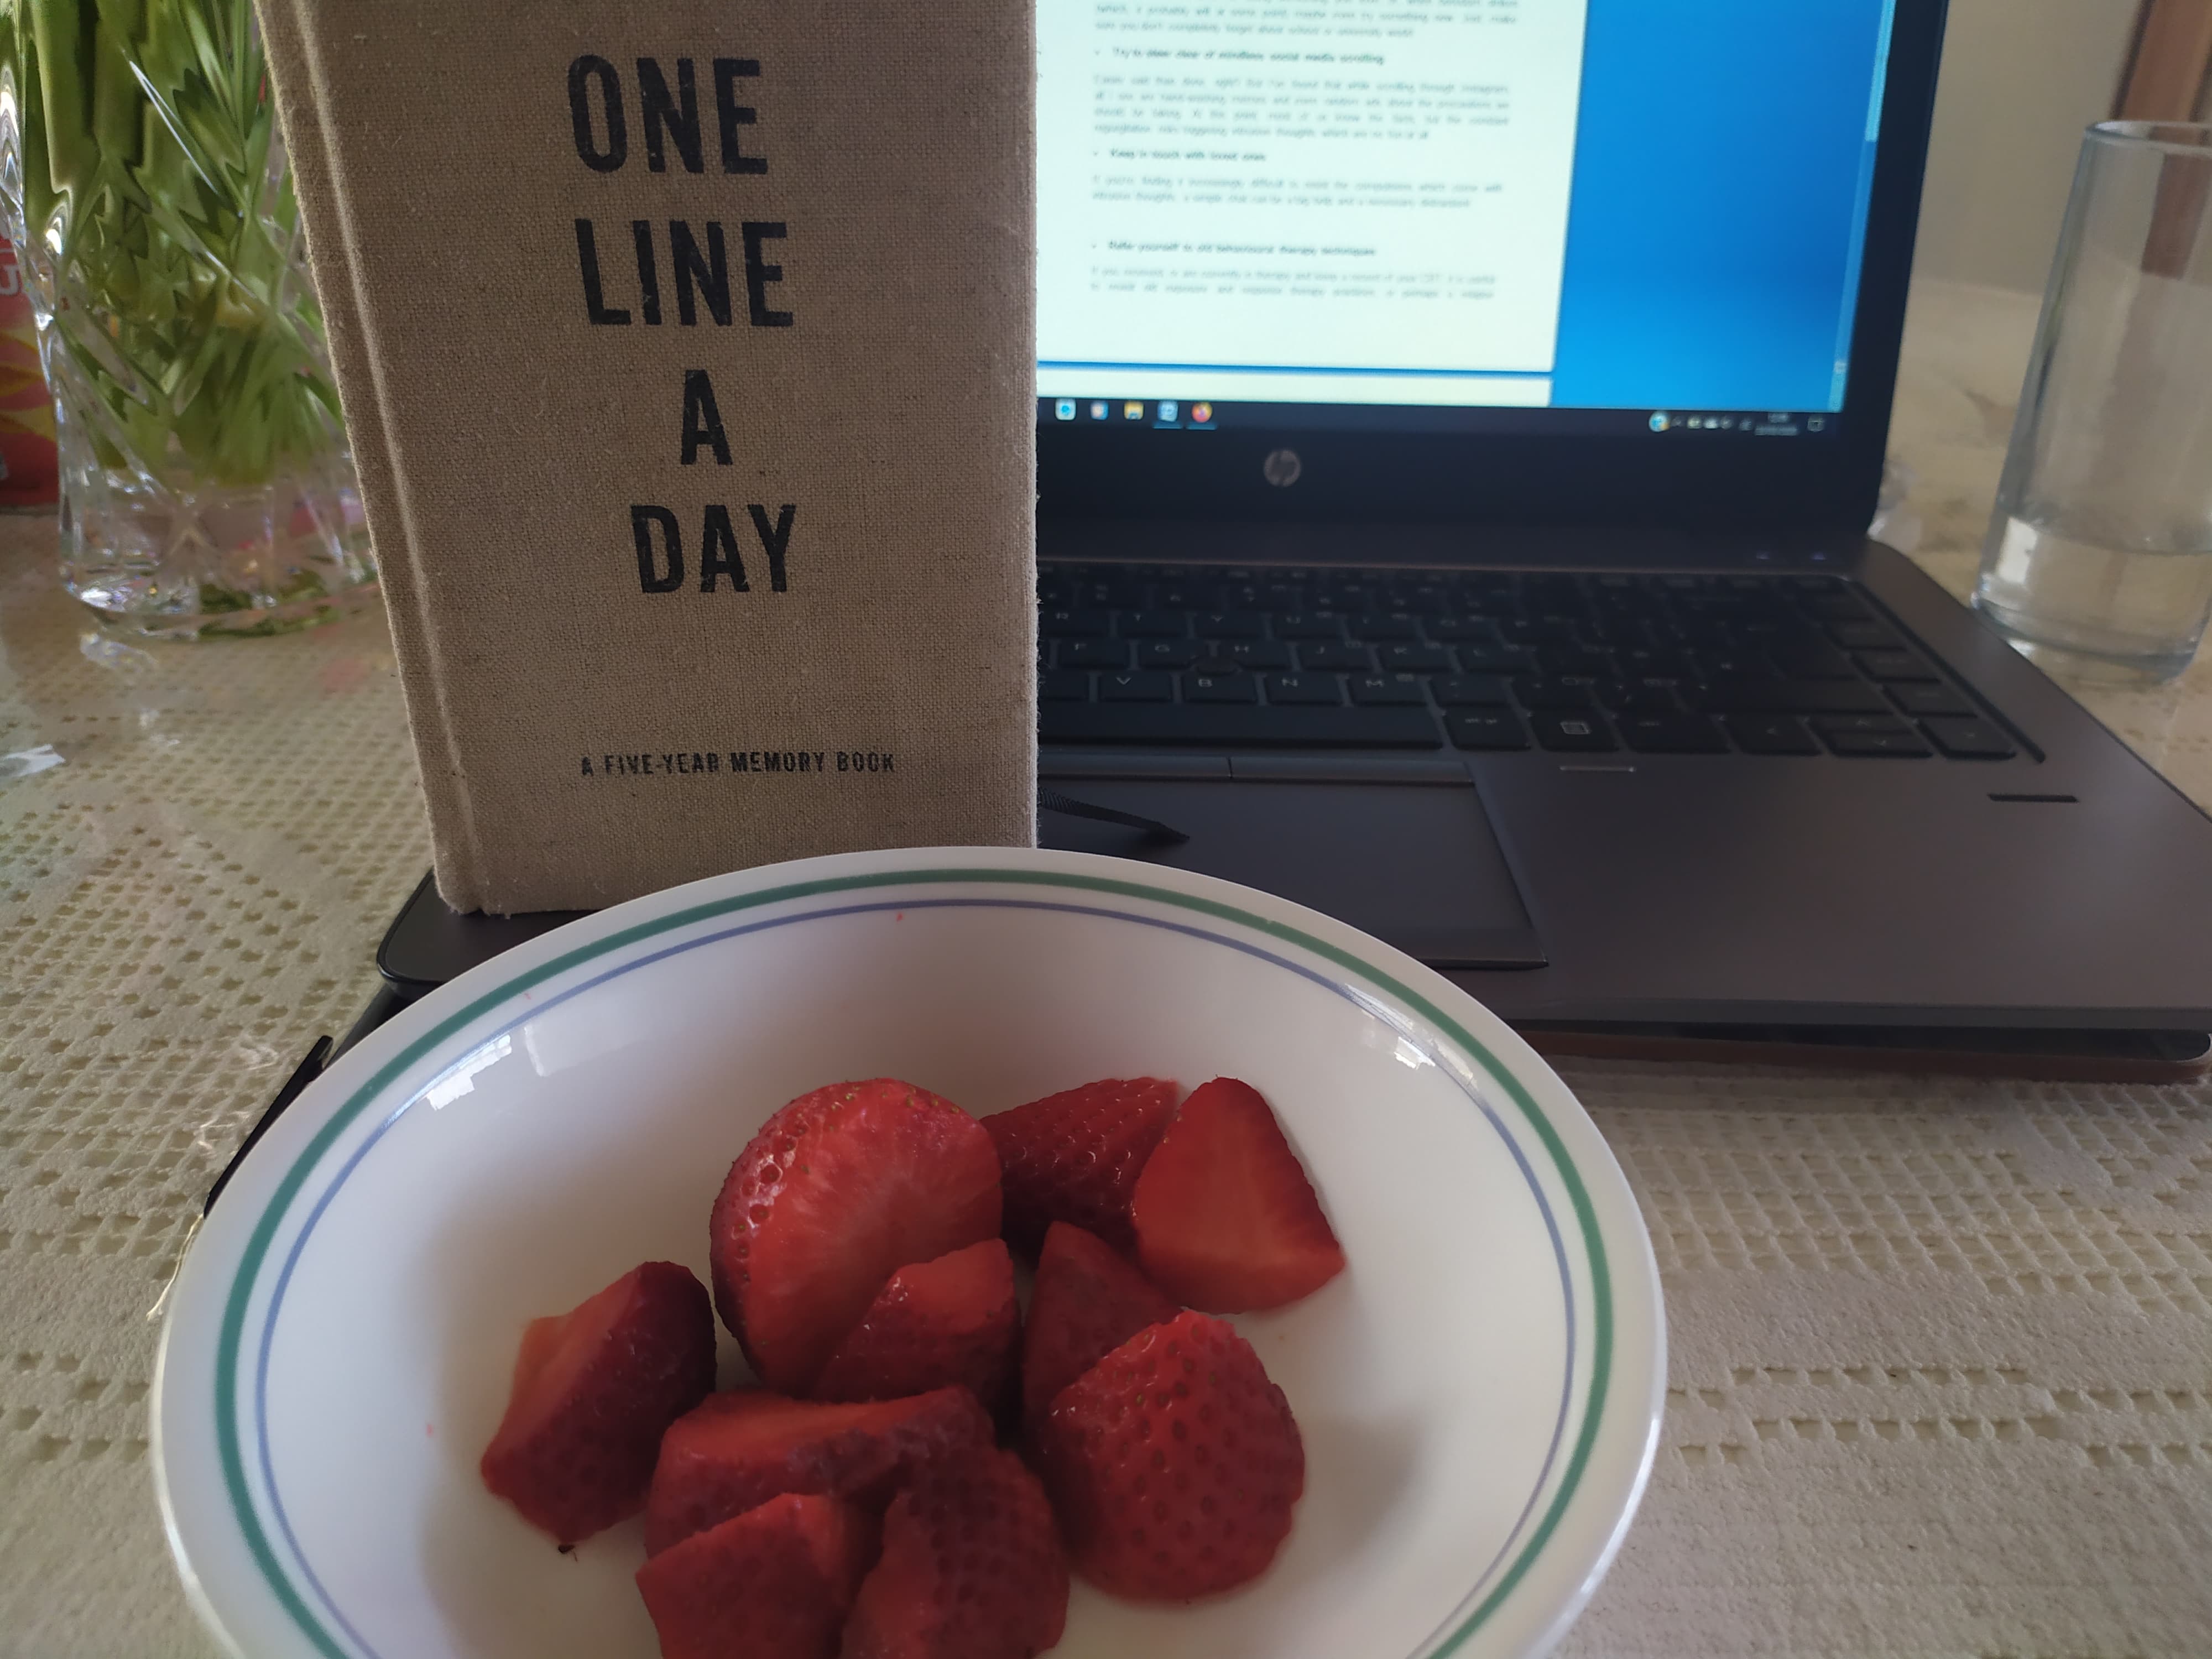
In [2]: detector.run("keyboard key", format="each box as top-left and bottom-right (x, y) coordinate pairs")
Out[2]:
(1273, 612), (1347, 640)
(1512, 677), (1598, 711)
(1182, 672), (1259, 705)
(1041, 607), (1111, 638)
(1380, 643), (1452, 672)
(1855, 649), (1938, 681)
(1697, 677), (1891, 714)
(1618, 714), (1729, 754)
(1040, 704), (1441, 748)
(1349, 612), (1421, 641)
(1693, 651), (1774, 680)
(1152, 582), (1216, 609)
(1538, 648), (1616, 679)
(1921, 717), (2017, 759)
(1138, 640), (1202, 669)
(1349, 672), (1429, 706)
(1722, 714), (1819, 755)
(1502, 617), (1580, 646)
(1824, 729), (1933, 758)
(1578, 617), (1648, 649)
(1400, 582), (1454, 614)
(1888, 682), (1975, 718)
(1456, 645), (1536, 676)
(1765, 640), (1859, 679)
(1097, 671), (1175, 703)
(1811, 714), (1911, 738)
(1595, 680), (1681, 713)
(1299, 642), (1373, 671)
(1432, 674), (1512, 707)
(1531, 712), (1618, 753)
(1615, 648), (1697, 681)
(1827, 620), (1903, 651)
(1194, 610), (1266, 639)
(1061, 638), (1129, 669)
(1226, 640), (1295, 670)
(1039, 671), (1089, 703)
(1121, 609), (1191, 638)
(1427, 615), (1498, 642)
(1266, 672), (1344, 706)
(1806, 593), (1874, 620)
(1447, 709), (1530, 750)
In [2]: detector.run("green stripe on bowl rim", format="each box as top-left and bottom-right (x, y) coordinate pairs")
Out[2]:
(208, 865), (1615, 1659)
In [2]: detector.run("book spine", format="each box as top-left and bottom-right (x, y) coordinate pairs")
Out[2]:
(258, 0), (491, 910)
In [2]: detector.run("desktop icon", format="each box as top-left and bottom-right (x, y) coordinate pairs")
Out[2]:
(1159, 400), (1178, 422)
(1191, 401), (1213, 424)
(1055, 398), (1076, 421)
(1688, 417), (1703, 429)
(1648, 411), (1670, 431)
(1123, 401), (1144, 420)
(1090, 400), (1109, 420)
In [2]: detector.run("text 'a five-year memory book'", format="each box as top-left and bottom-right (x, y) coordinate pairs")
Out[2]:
(258, 0), (1037, 913)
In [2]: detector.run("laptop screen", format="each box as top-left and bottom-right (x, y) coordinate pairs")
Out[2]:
(1034, 0), (1898, 442)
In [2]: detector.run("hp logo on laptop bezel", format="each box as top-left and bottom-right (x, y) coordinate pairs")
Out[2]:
(1262, 448), (1303, 488)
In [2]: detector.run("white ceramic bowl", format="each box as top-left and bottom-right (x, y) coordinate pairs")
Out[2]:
(154, 847), (1663, 1659)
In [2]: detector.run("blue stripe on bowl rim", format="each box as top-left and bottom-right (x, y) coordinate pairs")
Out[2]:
(206, 865), (1617, 1659)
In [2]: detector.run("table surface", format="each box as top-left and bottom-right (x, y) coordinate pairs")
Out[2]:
(5, 278), (2211, 1659)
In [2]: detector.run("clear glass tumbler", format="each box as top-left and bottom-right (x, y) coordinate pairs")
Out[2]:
(1973, 122), (2212, 684)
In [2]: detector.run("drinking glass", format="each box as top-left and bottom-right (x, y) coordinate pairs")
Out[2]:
(1973, 122), (2212, 683)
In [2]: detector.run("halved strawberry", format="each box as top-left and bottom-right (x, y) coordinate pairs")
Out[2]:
(643, 1385), (991, 1556)
(1035, 1308), (1305, 1600)
(635, 1491), (876, 1659)
(984, 1077), (1178, 1254)
(478, 1261), (714, 1546)
(1020, 1222), (1180, 1431)
(1129, 1077), (1345, 1312)
(840, 1444), (1069, 1659)
(812, 1239), (1019, 1409)
(710, 1079), (1002, 1392)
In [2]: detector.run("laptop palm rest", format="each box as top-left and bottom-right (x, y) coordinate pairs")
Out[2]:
(1035, 770), (1545, 970)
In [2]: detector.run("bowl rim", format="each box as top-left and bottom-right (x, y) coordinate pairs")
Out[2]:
(155, 845), (1665, 1659)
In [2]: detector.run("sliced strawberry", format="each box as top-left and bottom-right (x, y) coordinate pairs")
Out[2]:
(635, 1491), (877, 1659)
(1020, 1222), (1181, 1431)
(1129, 1076), (1345, 1312)
(840, 1444), (1068, 1659)
(478, 1261), (714, 1546)
(984, 1077), (1178, 1254)
(643, 1385), (992, 1556)
(811, 1239), (1019, 1409)
(1035, 1308), (1305, 1600)
(711, 1079), (1002, 1392)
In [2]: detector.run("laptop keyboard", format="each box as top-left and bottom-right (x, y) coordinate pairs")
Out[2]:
(1037, 564), (2020, 759)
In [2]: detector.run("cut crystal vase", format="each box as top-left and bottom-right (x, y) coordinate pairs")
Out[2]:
(0, 3), (373, 637)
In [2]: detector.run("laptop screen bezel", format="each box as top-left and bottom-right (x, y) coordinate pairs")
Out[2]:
(1035, 0), (1949, 535)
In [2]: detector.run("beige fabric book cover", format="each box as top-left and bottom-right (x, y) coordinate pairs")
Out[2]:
(258, 1), (1036, 913)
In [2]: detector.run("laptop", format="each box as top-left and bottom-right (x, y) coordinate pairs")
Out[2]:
(378, 0), (2212, 1068)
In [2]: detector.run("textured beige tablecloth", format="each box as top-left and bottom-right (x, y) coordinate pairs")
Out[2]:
(4, 280), (2211, 1657)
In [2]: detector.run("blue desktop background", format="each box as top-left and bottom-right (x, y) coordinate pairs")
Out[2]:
(1550, 0), (1897, 411)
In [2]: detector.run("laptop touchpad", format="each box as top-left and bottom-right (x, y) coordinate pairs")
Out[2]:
(1036, 776), (1544, 969)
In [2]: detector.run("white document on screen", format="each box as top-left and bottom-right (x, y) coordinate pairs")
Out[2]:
(1036, 0), (1589, 407)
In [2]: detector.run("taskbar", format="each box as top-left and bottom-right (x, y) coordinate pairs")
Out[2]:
(1035, 397), (1840, 439)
